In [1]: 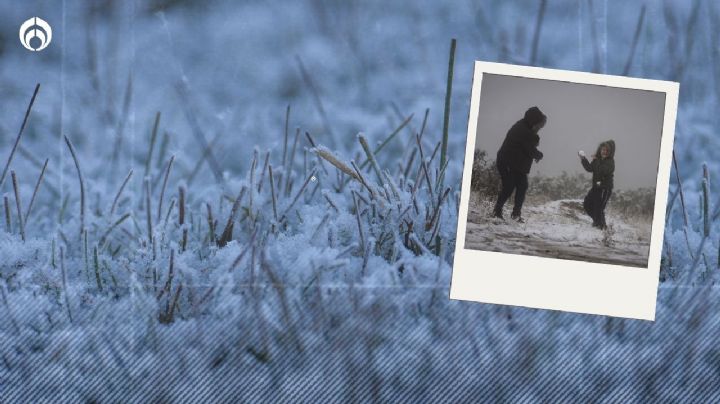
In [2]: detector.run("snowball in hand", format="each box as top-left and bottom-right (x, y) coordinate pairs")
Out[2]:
(578, 150), (585, 157)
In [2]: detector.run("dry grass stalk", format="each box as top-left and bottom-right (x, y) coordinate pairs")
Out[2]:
(258, 151), (270, 193)
(24, 158), (48, 224)
(0, 83), (40, 190)
(16, 145), (59, 198)
(158, 249), (175, 299)
(283, 105), (290, 169)
(305, 132), (329, 175)
(98, 212), (131, 249)
(175, 83), (223, 183)
(157, 155), (175, 222)
(286, 127), (301, 195)
(415, 134), (435, 199)
(186, 132), (222, 186)
(110, 169), (133, 216)
(280, 169), (316, 222)
(11, 171), (24, 241)
(350, 160), (376, 199)
(322, 191), (339, 213)
(269, 165), (278, 222)
(672, 151), (694, 259)
(529, 2), (546, 65)
(145, 177), (153, 243)
(358, 134), (385, 186)
(156, 131), (170, 170)
(144, 112), (162, 178)
(622, 5), (646, 75)
(83, 228), (89, 280)
(206, 203), (216, 244)
(179, 186), (188, 251)
(217, 186), (246, 247)
(3, 194), (12, 233)
(439, 38), (456, 189)
(93, 245), (103, 292)
(313, 147), (360, 182)
(344, 114), (413, 188)
(352, 190), (365, 252)
(60, 246), (73, 323)
(249, 151), (257, 214)
(64, 136), (86, 237)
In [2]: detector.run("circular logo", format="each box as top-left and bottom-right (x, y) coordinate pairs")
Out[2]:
(19, 17), (52, 52)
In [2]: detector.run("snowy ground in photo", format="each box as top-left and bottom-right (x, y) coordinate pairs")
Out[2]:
(465, 193), (651, 267)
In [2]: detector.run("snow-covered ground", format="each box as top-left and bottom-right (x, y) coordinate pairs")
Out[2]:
(466, 195), (650, 267)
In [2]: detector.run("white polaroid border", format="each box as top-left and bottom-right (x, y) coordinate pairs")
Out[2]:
(450, 61), (679, 320)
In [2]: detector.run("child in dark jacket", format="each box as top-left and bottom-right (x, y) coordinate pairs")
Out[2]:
(579, 140), (615, 229)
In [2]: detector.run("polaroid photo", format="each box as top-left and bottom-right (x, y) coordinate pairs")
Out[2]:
(450, 61), (679, 320)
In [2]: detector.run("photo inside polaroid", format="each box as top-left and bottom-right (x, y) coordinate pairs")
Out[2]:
(451, 63), (678, 319)
(466, 73), (666, 268)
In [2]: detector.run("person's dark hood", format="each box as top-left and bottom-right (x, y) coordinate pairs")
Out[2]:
(595, 140), (616, 159)
(523, 106), (547, 128)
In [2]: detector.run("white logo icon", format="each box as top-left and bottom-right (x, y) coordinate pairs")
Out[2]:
(19, 17), (52, 52)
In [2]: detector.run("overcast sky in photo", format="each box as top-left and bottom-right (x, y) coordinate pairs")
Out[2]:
(474, 73), (667, 190)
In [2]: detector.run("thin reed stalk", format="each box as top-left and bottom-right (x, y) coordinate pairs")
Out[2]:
(179, 186), (188, 251)
(529, 1), (546, 65)
(352, 190), (365, 251)
(269, 165), (278, 222)
(157, 155), (175, 222)
(24, 158), (48, 224)
(672, 151), (694, 259)
(3, 194), (12, 233)
(144, 112), (162, 178)
(64, 136), (86, 237)
(280, 170), (316, 222)
(283, 105), (290, 169)
(314, 147), (360, 182)
(60, 247), (73, 323)
(358, 134), (384, 186)
(218, 186), (246, 247)
(439, 38), (456, 190)
(11, 171), (24, 241)
(206, 203), (216, 244)
(93, 245), (103, 292)
(622, 5), (646, 76)
(98, 212), (131, 249)
(110, 74), (133, 176)
(0, 83), (40, 190)
(110, 169), (133, 216)
(145, 177), (153, 243)
(286, 127), (301, 194)
(187, 132), (222, 186)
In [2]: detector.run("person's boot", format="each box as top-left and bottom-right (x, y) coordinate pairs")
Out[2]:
(492, 203), (504, 220)
(511, 212), (525, 223)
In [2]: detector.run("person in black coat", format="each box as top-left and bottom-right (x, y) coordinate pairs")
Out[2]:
(492, 106), (547, 222)
(579, 140), (615, 229)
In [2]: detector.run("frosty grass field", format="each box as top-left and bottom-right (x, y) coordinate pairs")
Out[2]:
(1, 0), (720, 402)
